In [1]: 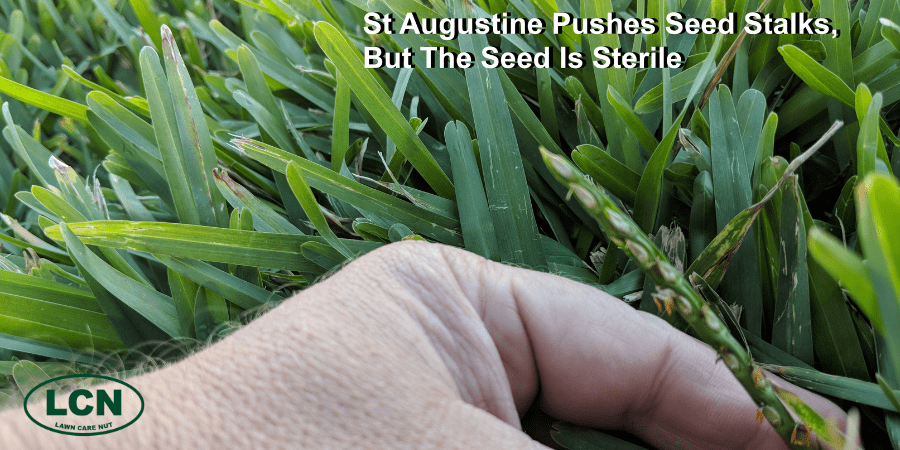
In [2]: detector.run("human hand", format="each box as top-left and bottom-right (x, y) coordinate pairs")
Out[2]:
(0, 240), (848, 449)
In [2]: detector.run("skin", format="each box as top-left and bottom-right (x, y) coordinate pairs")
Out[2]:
(0, 240), (848, 449)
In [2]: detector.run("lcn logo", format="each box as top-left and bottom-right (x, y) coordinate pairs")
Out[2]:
(24, 374), (144, 436)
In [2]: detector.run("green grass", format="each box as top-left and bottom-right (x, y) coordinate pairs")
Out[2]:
(0, 0), (898, 447)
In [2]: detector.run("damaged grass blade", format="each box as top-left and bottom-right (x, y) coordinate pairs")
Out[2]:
(685, 120), (843, 287)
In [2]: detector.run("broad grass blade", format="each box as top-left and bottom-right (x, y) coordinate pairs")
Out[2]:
(313, 22), (454, 198)
(231, 137), (462, 244)
(458, 32), (545, 270)
(709, 85), (762, 335)
(213, 169), (304, 235)
(808, 227), (880, 333)
(0, 271), (123, 351)
(0, 77), (87, 122)
(778, 45), (855, 106)
(160, 26), (227, 228)
(154, 254), (279, 310)
(61, 224), (180, 339)
(766, 364), (899, 412)
(572, 145), (639, 206)
(44, 221), (369, 272)
(285, 161), (354, 259)
(445, 121), (498, 260)
(772, 176), (813, 364)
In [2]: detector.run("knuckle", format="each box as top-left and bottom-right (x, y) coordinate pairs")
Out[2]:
(361, 240), (447, 279)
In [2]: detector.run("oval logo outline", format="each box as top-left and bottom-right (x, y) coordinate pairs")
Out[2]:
(23, 374), (144, 436)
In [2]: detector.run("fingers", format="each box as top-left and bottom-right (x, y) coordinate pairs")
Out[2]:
(282, 240), (848, 449)
(413, 241), (849, 450)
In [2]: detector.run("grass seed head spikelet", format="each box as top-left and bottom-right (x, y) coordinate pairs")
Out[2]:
(607, 210), (632, 235)
(542, 147), (575, 180)
(723, 352), (740, 371)
(625, 240), (650, 265)
(655, 261), (679, 283)
(701, 304), (722, 333)
(763, 406), (783, 428)
(571, 185), (598, 211)
(676, 295), (693, 316)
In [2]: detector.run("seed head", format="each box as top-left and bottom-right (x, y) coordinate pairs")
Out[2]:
(722, 352), (740, 371)
(546, 152), (574, 179)
(675, 295), (692, 316)
(655, 261), (679, 283)
(652, 288), (677, 315)
(752, 367), (765, 388)
(701, 305), (722, 332)
(607, 210), (631, 235)
(790, 425), (811, 446)
(762, 406), (782, 428)
(571, 185), (598, 210)
(625, 240), (649, 265)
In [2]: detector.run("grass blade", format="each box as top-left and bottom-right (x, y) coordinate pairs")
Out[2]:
(572, 144), (640, 206)
(550, 421), (650, 449)
(43, 221), (380, 272)
(709, 85), (762, 335)
(607, 86), (659, 153)
(445, 121), (498, 260)
(775, 387), (846, 448)
(856, 175), (900, 382)
(61, 224), (180, 339)
(764, 364), (899, 412)
(331, 72), (351, 171)
(459, 31), (545, 270)
(808, 227), (881, 333)
(313, 22), (454, 199)
(0, 77), (87, 122)
(160, 25), (227, 228)
(777, 45), (855, 107)
(154, 254), (279, 310)
(141, 46), (202, 226)
(772, 176), (813, 364)
(285, 161), (354, 259)
(231, 137), (462, 244)
(213, 169), (304, 235)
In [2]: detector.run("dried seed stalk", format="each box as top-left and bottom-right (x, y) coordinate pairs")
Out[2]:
(540, 148), (806, 448)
